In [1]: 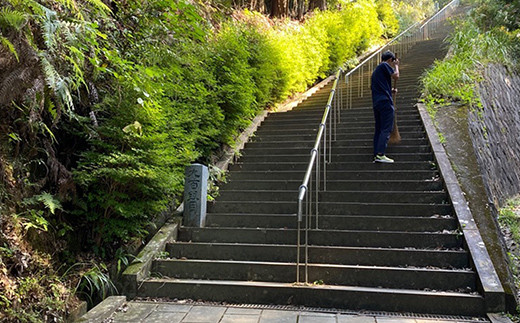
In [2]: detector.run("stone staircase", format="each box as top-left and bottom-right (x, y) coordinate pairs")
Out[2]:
(135, 23), (501, 317)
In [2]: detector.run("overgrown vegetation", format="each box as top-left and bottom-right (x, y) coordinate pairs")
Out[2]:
(421, 0), (520, 109)
(0, 0), (434, 320)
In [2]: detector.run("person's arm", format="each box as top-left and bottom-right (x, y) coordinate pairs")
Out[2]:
(390, 59), (399, 80)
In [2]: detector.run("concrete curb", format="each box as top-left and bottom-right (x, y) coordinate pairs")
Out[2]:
(215, 110), (269, 172)
(417, 102), (506, 312)
(121, 221), (180, 298)
(75, 296), (126, 322)
(488, 313), (514, 323)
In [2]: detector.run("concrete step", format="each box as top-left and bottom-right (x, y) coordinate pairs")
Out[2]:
(241, 145), (431, 155)
(206, 214), (457, 232)
(246, 138), (429, 147)
(238, 153), (434, 163)
(220, 179), (444, 191)
(216, 190), (448, 204)
(249, 137), (429, 146)
(252, 126), (426, 136)
(259, 119), (423, 129)
(179, 227), (461, 248)
(300, 99), (420, 108)
(228, 170), (440, 181)
(166, 242), (470, 268)
(208, 200), (452, 216)
(262, 115), (421, 124)
(138, 279), (484, 316)
(152, 259), (476, 291)
(229, 161), (437, 171)
(286, 105), (417, 113)
(251, 131), (428, 140)
(267, 110), (420, 119)
(253, 125), (424, 135)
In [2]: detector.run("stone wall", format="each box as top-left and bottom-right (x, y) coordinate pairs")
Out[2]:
(470, 64), (520, 209)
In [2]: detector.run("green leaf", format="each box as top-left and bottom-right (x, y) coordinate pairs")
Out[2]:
(0, 36), (19, 61)
(0, 7), (26, 31)
(122, 121), (143, 136)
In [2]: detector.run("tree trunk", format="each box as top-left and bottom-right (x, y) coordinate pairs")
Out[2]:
(309, 0), (326, 11)
(271, 0), (288, 17)
(297, 0), (306, 19)
(252, 0), (266, 13)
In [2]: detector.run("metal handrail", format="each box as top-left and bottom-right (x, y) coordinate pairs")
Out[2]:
(295, 0), (460, 284)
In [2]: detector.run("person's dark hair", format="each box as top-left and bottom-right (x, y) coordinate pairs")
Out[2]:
(381, 50), (396, 62)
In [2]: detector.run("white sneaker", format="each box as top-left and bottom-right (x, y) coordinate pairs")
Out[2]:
(374, 155), (394, 163)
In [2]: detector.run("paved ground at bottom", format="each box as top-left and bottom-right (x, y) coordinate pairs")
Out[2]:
(103, 301), (489, 323)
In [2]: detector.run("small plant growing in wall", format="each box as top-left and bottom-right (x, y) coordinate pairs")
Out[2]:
(207, 165), (227, 201)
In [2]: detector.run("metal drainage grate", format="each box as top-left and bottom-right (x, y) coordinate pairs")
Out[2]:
(135, 298), (489, 322)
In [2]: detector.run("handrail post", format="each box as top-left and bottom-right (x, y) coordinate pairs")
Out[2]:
(304, 187), (309, 284)
(323, 122), (327, 192)
(315, 151), (319, 228)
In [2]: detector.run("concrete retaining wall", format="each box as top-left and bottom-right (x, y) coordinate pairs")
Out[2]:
(471, 64), (520, 208)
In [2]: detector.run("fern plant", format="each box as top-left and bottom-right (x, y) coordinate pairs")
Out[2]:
(0, 7), (27, 31)
(0, 35), (18, 61)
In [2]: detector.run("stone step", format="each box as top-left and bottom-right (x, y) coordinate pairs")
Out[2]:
(137, 279), (484, 316)
(259, 119), (423, 129)
(304, 95), (420, 106)
(206, 214), (457, 232)
(178, 227), (460, 249)
(267, 110), (420, 119)
(305, 87), (421, 98)
(246, 138), (429, 148)
(220, 179), (444, 191)
(216, 190), (447, 204)
(262, 114), (421, 124)
(166, 242), (470, 268)
(238, 153), (434, 163)
(300, 98), (419, 107)
(152, 259), (476, 291)
(241, 145), (431, 155)
(228, 170), (439, 181)
(229, 161), (437, 171)
(286, 104), (416, 112)
(249, 137), (429, 146)
(208, 200), (452, 216)
(253, 125), (424, 135)
(251, 131), (427, 140)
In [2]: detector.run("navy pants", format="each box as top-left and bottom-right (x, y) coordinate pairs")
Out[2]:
(373, 102), (395, 156)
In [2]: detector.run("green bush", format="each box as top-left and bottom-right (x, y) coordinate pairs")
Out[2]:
(472, 0), (520, 31)
(421, 20), (516, 106)
(71, 0), (216, 247)
(376, 0), (400, 37)
(395, 0), (435, 30)
(209, 22), (257, 143)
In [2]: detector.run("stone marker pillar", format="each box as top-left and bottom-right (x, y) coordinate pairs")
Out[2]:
(183, 164), (208, 227)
